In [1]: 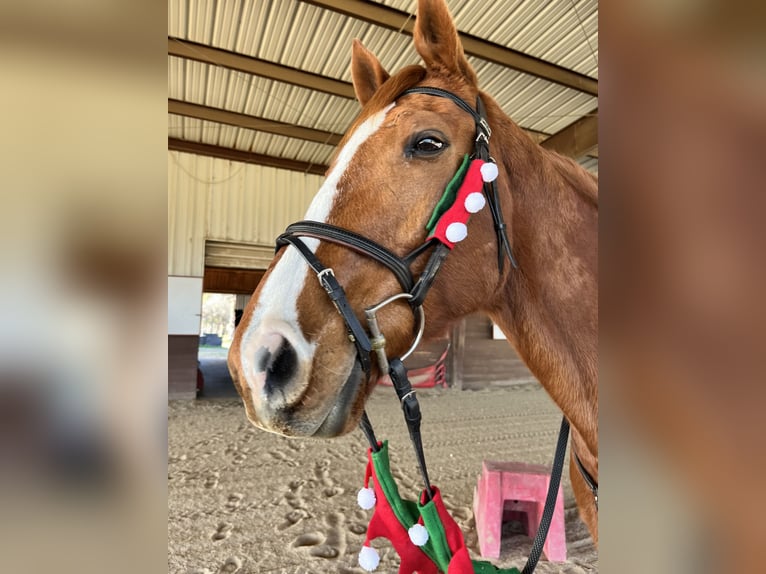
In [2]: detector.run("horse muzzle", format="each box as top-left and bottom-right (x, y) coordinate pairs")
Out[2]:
(234, 321), (365, 437)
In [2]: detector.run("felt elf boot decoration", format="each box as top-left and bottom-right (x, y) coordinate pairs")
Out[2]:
(356, 441), (520, 574)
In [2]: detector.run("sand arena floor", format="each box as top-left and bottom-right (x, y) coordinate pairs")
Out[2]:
(168, 385), (597, 573)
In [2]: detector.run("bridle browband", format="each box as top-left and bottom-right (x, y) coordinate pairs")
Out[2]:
(273, 87), (590, 572)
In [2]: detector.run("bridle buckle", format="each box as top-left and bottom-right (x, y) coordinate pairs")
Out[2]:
(316, 267), (335, 285)
(478, 117), (492, 139)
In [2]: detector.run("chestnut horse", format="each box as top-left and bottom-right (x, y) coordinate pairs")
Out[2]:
(229, 0), (598, 543)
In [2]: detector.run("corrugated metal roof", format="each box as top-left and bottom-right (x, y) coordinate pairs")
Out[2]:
(380, 0), (598, 78)
(168, 0), (598, 173)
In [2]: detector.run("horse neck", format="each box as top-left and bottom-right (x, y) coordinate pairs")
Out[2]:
(485, 107), (598, 452)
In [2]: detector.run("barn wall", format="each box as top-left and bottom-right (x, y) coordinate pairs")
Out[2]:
(168, 151), (209, 277)
(168, 150), (324, 276)
(206, 162), (322, 245)
(459, 313), (539, 390)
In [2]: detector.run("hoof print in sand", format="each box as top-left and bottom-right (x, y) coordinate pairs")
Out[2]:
(217, 556), (242, 574)
(269, 449), (296, 466)
(314, 460), (334, 487)
(277, 509), (309, 531)
(292, 532), (323, 547)
(310, 512), (346, 559)
(322, 485), (344, 498)
(292, 512), (347, 560)
(211, 522), (232, 541)
(225, 493), (243, 512)
(203, 473), (220, 489)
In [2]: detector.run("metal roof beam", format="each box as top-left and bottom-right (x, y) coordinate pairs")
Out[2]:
(541, 109), (598, 158)
(168, 38), (551, 143)
(168, 138), (329, 176)
(168, 99), (343, 146)
(168, 39), (581, 125)
(301, 0), (598, 96)
(168, 38), (356, 99)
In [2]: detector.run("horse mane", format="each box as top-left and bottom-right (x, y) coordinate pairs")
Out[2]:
(479, 90), (598, 210)
(547, 151), (599, 207)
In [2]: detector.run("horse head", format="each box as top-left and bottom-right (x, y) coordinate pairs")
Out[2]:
(229, 0), (512, 438)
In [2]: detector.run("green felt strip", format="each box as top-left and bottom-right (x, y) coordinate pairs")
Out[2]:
(425, 154), (471, 233)
(418, 496), (453, 573)
(471, 560), (521, 574)
(371, 442), (419, 527)
(371, 443), (525, 574)
(371, 442), (439, 564)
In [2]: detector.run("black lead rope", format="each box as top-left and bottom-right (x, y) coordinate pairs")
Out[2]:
(359, 411), (380, 453)
(521, 416), (570, 574)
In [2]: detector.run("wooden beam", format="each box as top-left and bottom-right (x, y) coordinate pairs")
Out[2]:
(203, 267), (265, 295)
(541, 109), (598, 158)
(301, 0), (598, 96)
(168, 138), (329, 175)
(168, 38), (356, 99)
(168, 99), (343, 146)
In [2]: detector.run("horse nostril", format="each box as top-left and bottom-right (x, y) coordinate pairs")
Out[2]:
(254, 335), (298, 393)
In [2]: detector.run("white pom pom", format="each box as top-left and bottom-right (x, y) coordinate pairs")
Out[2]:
(358, 546), (380, 571)
(408, 523), (429, 546)
(357, 487), (376, 510)
(480, 162), (499, 182)
(445, 222), (468, 243)
(464, 192), (486, 213)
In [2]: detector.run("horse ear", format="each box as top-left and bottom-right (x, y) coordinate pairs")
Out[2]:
(351, 39), (390, 106)
(414, 0), (477, 85)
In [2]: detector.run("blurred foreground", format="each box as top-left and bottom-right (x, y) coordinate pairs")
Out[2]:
(0, 1), (166, 572)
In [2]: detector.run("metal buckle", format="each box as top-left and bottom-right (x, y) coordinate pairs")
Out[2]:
(316, 267), (335, 285)
(475, 131), (489, 145)
(478, 118), (491, 139)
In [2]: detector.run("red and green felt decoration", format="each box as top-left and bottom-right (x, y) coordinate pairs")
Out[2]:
(357, 441), (520, 574)
(425, 155), (499, 249)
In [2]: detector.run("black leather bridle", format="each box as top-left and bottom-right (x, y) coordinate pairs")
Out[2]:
(275, 87), (516, 381)
(273, 86), (588, 573)
(274, 87), (517, 500)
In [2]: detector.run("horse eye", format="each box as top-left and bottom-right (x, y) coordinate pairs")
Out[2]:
(415, 137), (444, 154)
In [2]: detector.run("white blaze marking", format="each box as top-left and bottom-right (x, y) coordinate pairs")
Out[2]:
(240, 103), (395, 389)
(303, 102), (396, 245)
